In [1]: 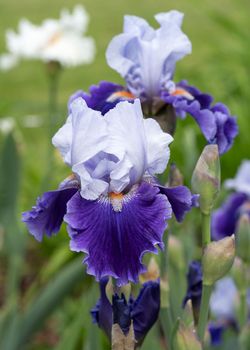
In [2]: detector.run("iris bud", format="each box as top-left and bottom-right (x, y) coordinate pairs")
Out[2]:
(231, 257), (247, 292)
(168, 235), (185, 272)
(173, 322), (202, 350)
(202, 236), (235, 286)
(139, 256), (160, 283)
(236, 213), (250, 264)
(191, 145), (220, 215)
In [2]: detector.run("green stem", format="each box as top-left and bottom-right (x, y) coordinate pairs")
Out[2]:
(197, 284), (213, 343)
(160, 308), (173, 350)
(41, 62), (61, 191)
(201, 213), (211, 247)
(197, 212), (212, 344)
(239, 291), (247, 329)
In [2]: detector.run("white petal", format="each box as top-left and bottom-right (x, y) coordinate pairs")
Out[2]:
(144, 118), (173, 174)
(105, 99), (147, 192)
(225, 160), (250, 195)
(155, 10), (184, 27)
(52, 114), (73, 165)
(73, 162), (109, 200)
(210, 277), (237, 319)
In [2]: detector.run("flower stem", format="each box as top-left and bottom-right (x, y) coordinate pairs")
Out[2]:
(201, 213), (211, 247)
(197, 212), (212, 343)
(41, 61), (61, 191)
(239, 290), (248, 329)
(197, 284), (213, 343)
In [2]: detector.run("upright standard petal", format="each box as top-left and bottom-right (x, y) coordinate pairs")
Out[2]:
(22, 178), (78, 241)
(106, 11), (191, 99)
(64, 182), (171, 285)
(211, 192), (247, 241)
(225, 160), (250, 195)
(54, 99), (173, 200)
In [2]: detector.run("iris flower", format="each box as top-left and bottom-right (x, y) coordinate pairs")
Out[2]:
(0, 5), (95, 68)
(212, 161), (250, 240)
(72, 10), (237, 154)
(23, 98), (194, 285)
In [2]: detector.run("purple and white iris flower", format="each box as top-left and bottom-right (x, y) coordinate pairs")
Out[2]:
(23, 98), (195, 285)
(212, 160), (250, 240)
(72, 10), (237, 154)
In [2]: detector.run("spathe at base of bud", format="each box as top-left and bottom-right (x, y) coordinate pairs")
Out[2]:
(172, 321), (202, 350)
(112, 324), (135, 350)
(191, 145), (220, 214)
(202, 236), (235, 286)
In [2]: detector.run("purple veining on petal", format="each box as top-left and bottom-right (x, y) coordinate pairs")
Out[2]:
(211, 192), (247, 241)
(68, 81), (134, 115)
(64, 181), (171, 285)
(22, 184), (78, 242)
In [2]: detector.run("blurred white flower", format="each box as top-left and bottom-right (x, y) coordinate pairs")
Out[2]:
(2, 5), (95, 68)
(0, 117), (15, 134)
(0, 53), (18, 71)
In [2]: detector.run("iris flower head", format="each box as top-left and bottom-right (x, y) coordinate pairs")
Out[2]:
(23, 97), (195, 285)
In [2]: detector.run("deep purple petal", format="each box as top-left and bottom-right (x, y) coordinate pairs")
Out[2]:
(64, 182), (171, 285)
(22, 186), (78, 242)
(158, 185), (194, 222)
(91, 277), (113, 339)
(211, 192), (247, 241)
(132, 280), (160, 343)
(162, 81), (238, 154)
(68, 81), (134, 115)
(208, 323), (225, 346)
(183, 261), (203, 308)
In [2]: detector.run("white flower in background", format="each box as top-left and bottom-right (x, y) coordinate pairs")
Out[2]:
(0, 5), (95, 69)
(225, 160), (250, 196)
(210, 277), (238, 320)
(0, 117), (15, 134)
(0, 53), (18, 71)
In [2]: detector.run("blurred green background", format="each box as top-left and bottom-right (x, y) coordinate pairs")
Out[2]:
(0, 0), (249, 349)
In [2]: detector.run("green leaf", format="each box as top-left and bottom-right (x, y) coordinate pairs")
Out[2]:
(1, 257), (85, 350)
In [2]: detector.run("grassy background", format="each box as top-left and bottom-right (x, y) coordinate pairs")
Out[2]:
(0, 0), (249, 349)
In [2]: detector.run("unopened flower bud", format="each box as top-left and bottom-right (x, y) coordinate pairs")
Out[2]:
(231, 257), (247, 292)
(173, 322), (202, 350)
(236, 213), (250, 264)
(202, 236), (235, 286)
(192, 145), (220, 214)
(168, 163), (184, 187)
(168, 235), (185, 271)
(140, 256), (160, 283)
(160, 277), (170, 308)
